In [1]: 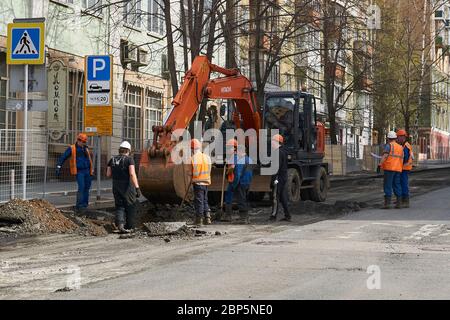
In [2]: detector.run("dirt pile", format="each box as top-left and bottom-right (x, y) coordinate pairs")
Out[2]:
(146, 204), (194, 222)
(0, 199), (107, 237)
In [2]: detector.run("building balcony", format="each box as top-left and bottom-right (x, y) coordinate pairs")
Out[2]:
(353, 40), (373, 57)
(248, 31), (280, 54)
(436, 36), (444, 48)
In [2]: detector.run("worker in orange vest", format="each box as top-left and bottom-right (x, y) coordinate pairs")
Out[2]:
(56, 133), (94, 213)
(379, 131), (404, 209)
(190, 139), (212, 226)
(397, 129), (414, 208)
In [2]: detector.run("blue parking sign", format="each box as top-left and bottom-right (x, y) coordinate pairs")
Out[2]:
(85, 55), (113, 108)
(87, 56), (111, 81)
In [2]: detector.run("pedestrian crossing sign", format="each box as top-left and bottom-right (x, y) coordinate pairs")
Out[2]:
(7, 22), (45, 64)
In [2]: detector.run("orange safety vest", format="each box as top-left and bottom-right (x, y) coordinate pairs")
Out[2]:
(226, 166), (235, 183)
(69, 144), (94, 176)
(381, 142), (404, 173)
(403, 142), (414, 171)
(191, 152), (212, 185)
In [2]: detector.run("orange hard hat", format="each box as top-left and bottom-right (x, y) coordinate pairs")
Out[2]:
(77, 133), (88, 143)
(396, 129), (408, 137)
(272, 134), (284, 144)
(226, 139), (238, 148)
(191, 139), (201, 150)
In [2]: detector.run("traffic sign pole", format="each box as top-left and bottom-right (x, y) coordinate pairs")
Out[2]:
(23, 64), (28, 199)
(7, 18), (46, 200)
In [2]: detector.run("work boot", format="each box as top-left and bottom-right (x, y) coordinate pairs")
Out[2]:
(395, 197), (402, 209)
(238, 211), (250, 224)
(214, 209), (223, 222)
(194, 215), (203, 226)
(281, 215), (292, 222)
(223, 204), (233, 222)
(383, 196), (392, 209)
(117, 224), (130, 234)
(204, 213), (212, 225)
(269, 215), (277, 222)
(403, 197), (410, 208)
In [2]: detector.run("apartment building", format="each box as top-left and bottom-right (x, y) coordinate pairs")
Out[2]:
(419, 0), (450, 160)
(0, 0), (226, 166)
(235, 0), (373, 159)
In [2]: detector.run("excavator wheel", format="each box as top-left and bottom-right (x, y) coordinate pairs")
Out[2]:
(287, 168), (301, 204)
(310, 167), (328, 202)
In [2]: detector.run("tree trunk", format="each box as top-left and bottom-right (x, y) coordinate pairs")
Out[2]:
(180, 0), (189, 72)
(223, 0), (238, 69)
(163, 0), (178, 97)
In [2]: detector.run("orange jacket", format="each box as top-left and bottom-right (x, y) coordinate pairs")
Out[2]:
(191, 152), (212, 185)
(381, 142), (404, 173)
(70, 144), (94, 176)
(403, 142), (413, 171)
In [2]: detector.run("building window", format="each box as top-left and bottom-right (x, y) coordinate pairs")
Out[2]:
(144, 90), (162, 147)
(147, 0), (165, 35)
(124, 0), (142, 28)
(0, 52), (17, 151)
(68, 71), (84, 133)
(124, 85), (142, 151)
(334, 82), (345, 106)
(309, 70), (321, 101)
(82, 0), (102, 12)
(51, 0), (74, 5)
(249, 51), (280, 86)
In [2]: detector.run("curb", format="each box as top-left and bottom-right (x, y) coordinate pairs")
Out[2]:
(45, 188), (112, 197)
(330, 164), (450, 184)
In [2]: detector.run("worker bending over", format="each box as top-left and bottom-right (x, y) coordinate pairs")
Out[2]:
(269, 134), (292, 222)
(107, 141), (141, 233)
(56, 133), (93, 213)
(223, 139), (254, 224)
(379, 131), (404, 209)
(396, 129), (414, 208)
(190, 139), (212, 226)
(221, 139), (239, 222)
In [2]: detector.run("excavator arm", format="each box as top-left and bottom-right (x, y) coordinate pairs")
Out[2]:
(139, 56), (261, 203)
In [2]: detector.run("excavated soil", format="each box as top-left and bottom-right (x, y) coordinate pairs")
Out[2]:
(0, 199), (107, 237)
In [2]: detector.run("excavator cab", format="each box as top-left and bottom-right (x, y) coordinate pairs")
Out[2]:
(264, 92), (322, 159)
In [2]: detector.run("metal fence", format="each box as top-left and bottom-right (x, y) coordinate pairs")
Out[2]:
(0, 129), (109, 204)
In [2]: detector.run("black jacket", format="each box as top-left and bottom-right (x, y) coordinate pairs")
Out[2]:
(275, 146), (289, 182)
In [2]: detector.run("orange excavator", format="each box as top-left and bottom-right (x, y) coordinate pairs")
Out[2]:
(138, 56), (329, 204)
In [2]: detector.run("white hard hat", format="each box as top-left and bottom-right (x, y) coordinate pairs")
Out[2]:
(120, 141), (132, 150)
(387, 131), (397, 139)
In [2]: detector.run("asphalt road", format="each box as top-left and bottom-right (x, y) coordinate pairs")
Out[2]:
(2, 169), (450, 300)
(48, 186), (450, 300)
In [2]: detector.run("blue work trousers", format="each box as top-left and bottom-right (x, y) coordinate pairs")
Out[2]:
(400, 170), (410, 198)
(383, 170), (401, 198)
(76, 171), (92, 209)
(193, 184), (209, 217)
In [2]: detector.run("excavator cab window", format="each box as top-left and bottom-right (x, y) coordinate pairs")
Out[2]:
(264, 97), (296, 147)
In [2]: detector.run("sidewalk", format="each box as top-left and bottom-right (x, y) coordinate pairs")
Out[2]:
(329, 161), (450, 185)
(2, 162), (450, 209)
(0, 179), (113, 208)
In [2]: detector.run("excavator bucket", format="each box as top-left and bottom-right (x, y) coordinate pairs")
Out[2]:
(138, 151), (193, 204)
